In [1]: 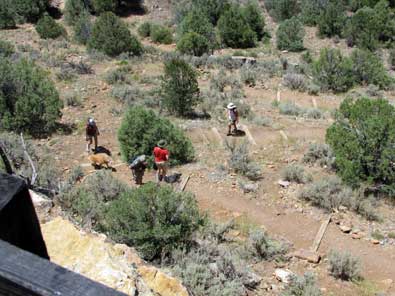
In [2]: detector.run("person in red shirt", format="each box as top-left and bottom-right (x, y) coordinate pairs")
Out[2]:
(153, 139), (169, 183)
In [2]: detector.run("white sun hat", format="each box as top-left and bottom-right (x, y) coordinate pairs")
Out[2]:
(227, 103), (236, 109)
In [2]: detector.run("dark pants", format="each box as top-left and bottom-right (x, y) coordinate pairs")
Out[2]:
(132, 169), (145, 185)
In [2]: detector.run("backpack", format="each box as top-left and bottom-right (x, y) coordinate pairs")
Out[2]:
(86, 123), (96, 136)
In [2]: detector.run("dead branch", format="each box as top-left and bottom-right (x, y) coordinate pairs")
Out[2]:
(0, 144), (13, 174)
(20, 133), (37, 185)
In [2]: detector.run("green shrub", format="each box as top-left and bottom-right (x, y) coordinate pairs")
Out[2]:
(317, 0), (346, 37)
(248, 229), (287, 260)
(137, 21), (152, 37)
(64, 0), (88, 25)
(161, 58), (200, 116)
(313, 48), (354, 93)
(282, 273), (322, 296)
(92, 0), (116, 13)
(303, 143), (335, 168)
(350, 0), (382, 10)
(217, 4), (257, 48)
(0, 58), (62, 135)
(344, 7), (379, 50)
(36, 15), (67, 39)
(177, 32), (210, 57)
(88, 12), (142, 57)
(118, 106), (194, 165)
(328, 250), (362, 281)
(327, 97), (395, 194)
(73, 10), (92, 45)
(14, 0), (47, 23)
(178, 9), (215, 43)
(264, 0), (299, 22)
(102, 183), (203, 260)
(276, 17), (305, 51)
(300, 0), (326, 26)
(350, 49), (393, 89)
(171, 246), (246, 296)
(242, 1), (266, 40)
(105, 65), (132, 84)
(283, 73), (306, 91)
(281, 164), (312, 184)
(150, 24), (173, 44)
(374, 0), (395, 43)
(298, 176), (354, 211)
(240, 64), (257, 86)
(0, 0), (16, 29)
(0, 39), (14, 57)
(60, 170), (128, 226)
(226, 141), (261, 180)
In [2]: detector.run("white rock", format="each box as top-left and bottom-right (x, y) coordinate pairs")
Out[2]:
(275, 269), (294, 283)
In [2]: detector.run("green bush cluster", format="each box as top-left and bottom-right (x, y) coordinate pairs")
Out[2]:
(35, 15), (67, 39)
(0, 0), (16, 29)
(313, 47), (393, 92)
(175, 1), (266, 52)
(312, 48), (355, 92)
(118, 106), (194, 165)
(88, 12), (142, 57)
(177, 32), (210, 57)
(14, 0), (48, 23)
(102, 183), (203, 260)
(161, 58), (200, 116)
(303, 143), (335, 168)
(0, 57), (63, 135)
(276, 17), (305, 51)
(327, 97), (395, 195)
(150, 24), (173, 44)
(73, 10), (92, 45)
(350, 49), (393, 89)
(217, 4), (257, 48)
(137, 21), (152, 37)
(264, 0), (299, 22)
(344, 1), (395, 50)
(64, 0), (90, 25)
(317, 0), (347, 37)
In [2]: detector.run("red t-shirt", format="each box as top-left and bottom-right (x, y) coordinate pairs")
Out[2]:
(154, 147), (169, 163)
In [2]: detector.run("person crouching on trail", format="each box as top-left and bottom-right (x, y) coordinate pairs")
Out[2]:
(129, 155), (147, 185)
(227, 103), (239, 136)
(86, 118), (100, 153)
(153, 140), (169, 183)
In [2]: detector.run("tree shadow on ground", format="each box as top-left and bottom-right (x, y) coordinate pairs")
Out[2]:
(117, 1), (147, 17)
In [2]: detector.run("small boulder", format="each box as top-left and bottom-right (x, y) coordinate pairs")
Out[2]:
(339, 225), (352, 233)
(278, 180), (290, 188)
(275, 269), (294, 283)
(292, 249), (321, 264)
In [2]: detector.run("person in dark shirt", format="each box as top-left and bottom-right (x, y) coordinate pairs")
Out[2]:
(85, 118), (100, 153)
(129, 155), (147, 185)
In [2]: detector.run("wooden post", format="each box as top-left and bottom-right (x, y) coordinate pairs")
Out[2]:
(177, 175), (190, 192)
(279, 130), (288, 141)
(239, 124), (257, 146)
(311, 214), (332, 252)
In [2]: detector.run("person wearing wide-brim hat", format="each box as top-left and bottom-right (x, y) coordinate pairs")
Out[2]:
(226, 103), (239, 136)
(153, 140), (169, 183)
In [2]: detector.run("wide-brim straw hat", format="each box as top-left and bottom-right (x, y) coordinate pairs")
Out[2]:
(227, 103), (236, 109)
(157, 140), (167, 148)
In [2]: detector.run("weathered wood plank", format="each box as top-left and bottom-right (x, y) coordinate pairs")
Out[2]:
(177, 175), (190, 192)
(239, 124), (257, 146)
(279, 130), (288, 141)
(311, 215), (332, 252)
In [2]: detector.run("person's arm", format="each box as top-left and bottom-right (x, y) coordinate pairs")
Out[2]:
(96, 125), (100, 136)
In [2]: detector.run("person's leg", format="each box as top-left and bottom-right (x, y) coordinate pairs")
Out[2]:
(156, 163), (162, 183)
(136, 171), (143, 185)
(227, 122), (232, 135)
(86, 137), (92, 152)
(162, 163), (168, 178)
(232, 121), (238, 133)
(93, 134), (98, 151)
